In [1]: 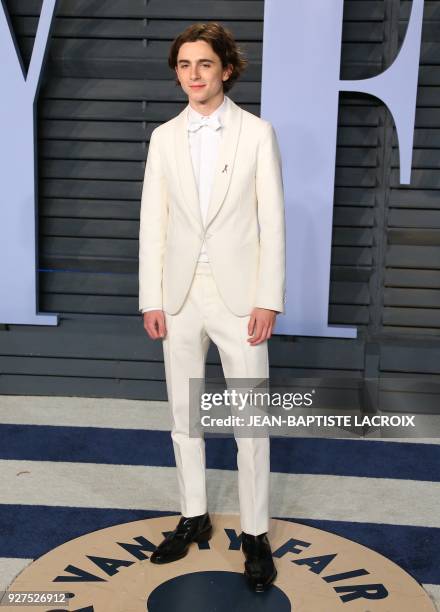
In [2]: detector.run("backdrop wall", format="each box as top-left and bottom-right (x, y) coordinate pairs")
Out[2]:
(0, 0), (439, 414)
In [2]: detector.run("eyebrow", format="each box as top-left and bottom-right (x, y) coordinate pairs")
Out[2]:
(177, 58), (215, 64)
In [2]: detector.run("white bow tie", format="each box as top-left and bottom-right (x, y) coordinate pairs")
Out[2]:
(187, 115), (222, 132)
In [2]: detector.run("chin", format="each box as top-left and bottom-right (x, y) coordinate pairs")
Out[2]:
(189, 92), (209, 102)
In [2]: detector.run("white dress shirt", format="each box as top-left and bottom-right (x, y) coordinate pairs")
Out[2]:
(142, 95), (228, 313)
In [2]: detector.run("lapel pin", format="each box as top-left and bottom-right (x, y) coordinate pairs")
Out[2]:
(222, 164), (228, 174)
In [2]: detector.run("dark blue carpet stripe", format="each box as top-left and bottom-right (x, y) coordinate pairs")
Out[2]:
(0, 504), (438, 585)
(277, 516), (440, 587)
(0, 423), (440, 481)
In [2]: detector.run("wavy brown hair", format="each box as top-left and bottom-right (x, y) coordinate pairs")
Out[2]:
(168, 22), (248, 93)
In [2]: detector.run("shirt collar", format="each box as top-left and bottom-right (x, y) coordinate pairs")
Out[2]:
(187, 94), (228, 125)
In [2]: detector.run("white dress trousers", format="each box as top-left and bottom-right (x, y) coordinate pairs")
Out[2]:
(162, 260), (270, 536)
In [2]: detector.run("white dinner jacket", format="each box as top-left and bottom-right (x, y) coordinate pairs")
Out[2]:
(138, 95), (286, 317)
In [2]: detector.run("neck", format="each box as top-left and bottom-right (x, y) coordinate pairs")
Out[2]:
(188, 91), (225, 116)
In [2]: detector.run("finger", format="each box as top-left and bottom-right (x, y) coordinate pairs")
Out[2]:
(250, 325), (268, 345)
(145, 324), (158, 340)
(249, 322), (268, 345)
(248, 317), (261, 340)
(146, 317), (161, 340)
(143, 314), (153, 333)
(266, 321), (275, 340)
(157, 314), (167, 338)
(248, 314), (256, 336)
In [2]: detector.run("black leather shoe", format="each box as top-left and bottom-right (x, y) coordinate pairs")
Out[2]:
(241, 532), (277, 592)
(150, 512), (212, 564)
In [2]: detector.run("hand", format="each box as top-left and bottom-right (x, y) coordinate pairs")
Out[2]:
(143, 310), (167, 340)
(247, 307), (278, 345)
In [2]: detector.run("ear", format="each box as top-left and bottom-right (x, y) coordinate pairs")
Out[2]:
(223, 63), (233, 81)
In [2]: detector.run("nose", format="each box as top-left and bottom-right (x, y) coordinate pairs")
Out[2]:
(190, 64), (200, 81)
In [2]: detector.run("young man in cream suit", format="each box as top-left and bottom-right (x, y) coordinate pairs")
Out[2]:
(139, 22), (285, 592)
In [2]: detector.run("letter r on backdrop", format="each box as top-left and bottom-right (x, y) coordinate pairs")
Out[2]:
(261, 0), (424, 337)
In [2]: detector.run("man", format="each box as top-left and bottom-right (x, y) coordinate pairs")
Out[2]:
(138, 22), (286, 592)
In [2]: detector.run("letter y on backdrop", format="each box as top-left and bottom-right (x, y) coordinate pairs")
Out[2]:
(0, 0), (58, 324)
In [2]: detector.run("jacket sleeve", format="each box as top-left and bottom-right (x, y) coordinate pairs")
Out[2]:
(254, 121), (286, 314)
(138, 128), (168, 312)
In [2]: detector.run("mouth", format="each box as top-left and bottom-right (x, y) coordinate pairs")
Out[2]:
(190, 85), (206, 89)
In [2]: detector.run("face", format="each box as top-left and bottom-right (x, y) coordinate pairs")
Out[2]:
(175, 40), (233, 107)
